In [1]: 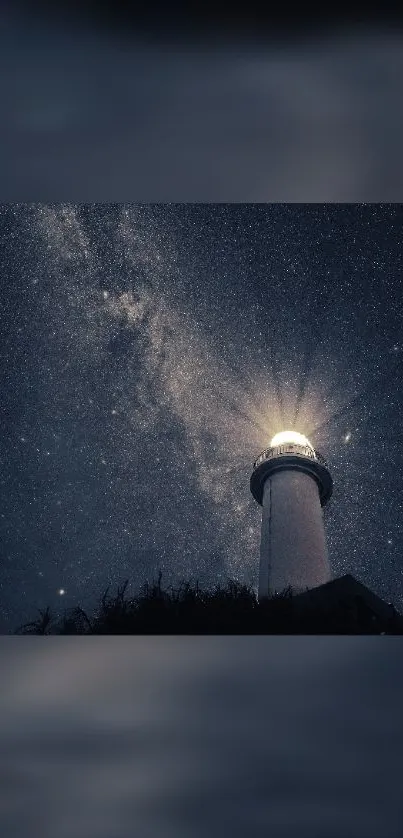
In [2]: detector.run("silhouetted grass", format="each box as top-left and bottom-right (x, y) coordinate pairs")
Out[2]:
(14, 572), (403, 635)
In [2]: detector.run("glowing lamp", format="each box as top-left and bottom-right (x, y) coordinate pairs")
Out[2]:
(270, 430), (314, 451)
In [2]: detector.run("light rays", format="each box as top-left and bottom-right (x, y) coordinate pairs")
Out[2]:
(292, 323), (323, 429)
(308, 354), (403, 440)
(269, 350), (285, 427)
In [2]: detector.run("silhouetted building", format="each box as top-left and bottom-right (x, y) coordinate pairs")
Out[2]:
(290, 574), (403, 633)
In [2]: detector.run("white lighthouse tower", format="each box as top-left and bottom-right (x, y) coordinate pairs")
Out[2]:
(250, 431), (333, 598)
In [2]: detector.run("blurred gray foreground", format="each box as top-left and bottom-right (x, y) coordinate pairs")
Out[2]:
(0, 638), (402, 836)
(1, 7), (403, 200)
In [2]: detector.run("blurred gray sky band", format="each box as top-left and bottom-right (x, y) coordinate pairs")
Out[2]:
(1, 6), (403, 200)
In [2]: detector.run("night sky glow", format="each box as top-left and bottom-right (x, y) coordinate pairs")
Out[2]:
(1, 203), (403, 631)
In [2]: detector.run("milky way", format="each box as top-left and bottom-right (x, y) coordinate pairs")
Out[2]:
(1, 203), (403, 630)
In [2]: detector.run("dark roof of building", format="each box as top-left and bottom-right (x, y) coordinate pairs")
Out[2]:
(290, 574), (403, 632)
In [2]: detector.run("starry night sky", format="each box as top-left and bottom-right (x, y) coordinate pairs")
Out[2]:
(1, 203), (403, 632)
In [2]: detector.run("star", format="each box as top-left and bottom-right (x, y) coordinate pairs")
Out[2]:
(2, 202), (403, 632)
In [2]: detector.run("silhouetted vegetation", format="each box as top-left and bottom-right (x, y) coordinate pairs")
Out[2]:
(14, 572), (403, 635)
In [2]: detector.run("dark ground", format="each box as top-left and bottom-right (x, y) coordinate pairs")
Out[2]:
(14, 574), (403, 635)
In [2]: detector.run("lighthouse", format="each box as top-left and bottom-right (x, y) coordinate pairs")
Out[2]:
(250, 431), (333, 598)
